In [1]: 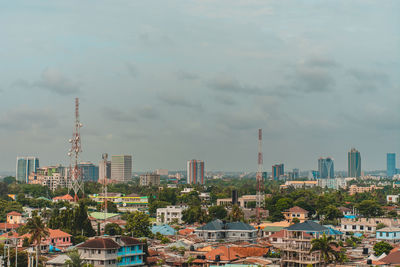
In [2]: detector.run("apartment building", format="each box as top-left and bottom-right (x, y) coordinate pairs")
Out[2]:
(156, 205), (187, 224)
(194, 219), (257, 242)
(282, 206), (309, 223)
(341, 218), (399, 233)
(348, 184), (383, 195)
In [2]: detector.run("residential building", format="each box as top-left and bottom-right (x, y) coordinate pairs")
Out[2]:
(187, 159), (205, 184)
(388, 153), (397, 178)
(139, 173), (160, 186)
(78, 162), (99, 182)
(111, 155), (132, 182)
(348, 148), (361, 178)
(348, 184), (383, 195)
(376, 227), (400, 242)
(155, 169), (168, 176)
(6, 211), (22, 224)
(280, 180), (317, 190)
(341, 218), (399, 233)
(151, 224), (177, 236)
(288, 168), (300, 179)
(272, 164), (284, 180)
(28, 166), (70, 191)
(194, 219), (257, 242)
(52, 194), (74, 203)
(156, 206), (187, 224)
(77, 236), (145, 267)
(317, 177), (347, 190)
(318, 157), (334, 178)
(17, 229), (72, 251)
(387, 195), (400, 203)
(16, 157), (39, 183)
(89, 193), (148, 212)
(216, 195), (258, 208)
(281, 221), (327, 266)
(283, 206), (309, 223)
(268, 229), (285, 247)
(338, 207), (354, 217)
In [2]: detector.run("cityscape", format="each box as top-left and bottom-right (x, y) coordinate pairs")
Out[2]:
(0, 1), (399, 267)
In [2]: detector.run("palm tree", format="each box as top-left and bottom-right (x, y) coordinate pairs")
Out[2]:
(64, 249), (90, 267)
(25, 216), (49, 267)
(229, 204), (244, 222)
(309, 233), (339, 266)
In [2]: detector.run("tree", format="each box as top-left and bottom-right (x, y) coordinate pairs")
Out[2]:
(3, 176), (16, 185)
(228, 204), (244, 222)
(104, 223), (122, 236)
(182, 206), (208, 224)
(208, 206), (227, 220)
(63, 249), (93, 267)
(357, 200), (384, 218)
(125, 211), (152, 238)
(148, 200), (170, 215)
(292, 218), (300, 224)
(374, 241), (393, 256)
(376, 223), (387, 230)
(323, 205), (343, 221)
(74, 202), (95, 237)
(309, 233), (339, 266)
(25, 216), (49, 267)
(97, 201), (118, 213)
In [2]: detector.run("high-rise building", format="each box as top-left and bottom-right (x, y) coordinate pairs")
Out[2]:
(187, 160), (205, 184)
(348, 148), (361, 178)
(111, 155), (132, 182)
(78, 162), (99, 182)
(16, 157), (39, 183)
(155, 169), (168, 176)
(272, 164), (284, 180)
(139, 173), (161, 186)
(318, 157), (334, 179)
(387, 153), (396, 178)
(99, 154), (111, 181)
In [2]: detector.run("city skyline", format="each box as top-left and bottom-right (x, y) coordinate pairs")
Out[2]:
(0, 1), (399, 172)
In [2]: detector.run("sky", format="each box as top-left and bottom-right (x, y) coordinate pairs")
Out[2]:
(0, 0), (399, 172)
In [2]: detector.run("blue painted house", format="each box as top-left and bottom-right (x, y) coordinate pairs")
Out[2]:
(114, 236), (145, 266)
(376, 227), (400, 242)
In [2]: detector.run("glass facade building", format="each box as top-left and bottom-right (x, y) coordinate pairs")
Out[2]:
(387, 153), (396, 178)
(16, 157), (39, 183)
(348, 148), (361, 178)
(318, 157), (334, 179)
(78, 162), (99, 182)
(272, 164), (284, 180)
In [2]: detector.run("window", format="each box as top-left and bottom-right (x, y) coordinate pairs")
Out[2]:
(98, 250), (101, 254)
(360, 226), (364, 230)
(344, 225), (347, 229)
(387, 233), (389, 237)
(352, 225), (356, 230)
(380, 232), (383, 237)
(368, 227), (372, 231)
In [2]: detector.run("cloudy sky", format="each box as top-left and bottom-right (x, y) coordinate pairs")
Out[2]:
(0, 0), (399, 172)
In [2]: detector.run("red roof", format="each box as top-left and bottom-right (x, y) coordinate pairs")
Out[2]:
(0, 223), (22, 229)
(53, 194), (74, 201)
(205, 246), (269, 261)
(76, 238), (120, 249)
(48, 229), (71, 238)
(178, 228), (194, 235)
(381, 251), (400, 264)
(286, 206), (308, 213)
(7, 211), (22, 216)
(269, 229), (285, 239)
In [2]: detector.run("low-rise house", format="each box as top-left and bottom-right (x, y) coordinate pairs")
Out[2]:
(387, 195), (400, 203)
(194, 219), (257, 242)
(341, 218), (399, 233)
(156, 205), (187, 224)
(376, 227), (400, 242)
(6, 211), (23, 224)
(338, 206), (354, 217)
(268, 229), (285, 247)
(52, 194), (74, 202)
(20, 229), (72, 250)
(282, 206), (308, 223)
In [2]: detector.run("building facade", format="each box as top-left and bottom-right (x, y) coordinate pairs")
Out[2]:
(317, 178), (347, 190)
(348, 148), (361, 178)
(283, 206), (309, 223)
(272, 164), (284, 180)
(139, 173), (160, 186)
(111, 155), (132, 182)
(79, 162), (99, 182)
(318, 157), (334, 178)
(348, 184), (383, 195)
(194, 219), (257, 242)
(387, 153), (397, 178)
(99, 154), (112, 181)
(156, 205), (187, 224)
(28, 166), (71, 191)
(187, 159), (205, 184)
(16, 157), (39, 183)
(376, 227), (400, 243)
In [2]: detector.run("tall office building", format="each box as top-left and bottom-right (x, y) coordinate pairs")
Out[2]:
(111, 155), (132, 182)
(272, 164), (284, 180)
(387, 153), (396, 178)
(16, 157), (39, 183)
(318, 157), (334, 179)
(187, 160), (205, 184)
(99, 156), (111, 181)
(78, 162), (99, 182)
(348, 148), (361, 178)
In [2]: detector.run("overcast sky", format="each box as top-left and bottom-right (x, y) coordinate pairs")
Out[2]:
(0, 0), (399, 172)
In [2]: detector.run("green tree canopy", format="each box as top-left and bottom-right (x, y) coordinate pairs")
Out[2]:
(208, 205), (228, 220)
(357, 200), (384, 218)
(125, 211), (152, 238)
(374, 241), (393, 256)
(104, 223), (122, 236)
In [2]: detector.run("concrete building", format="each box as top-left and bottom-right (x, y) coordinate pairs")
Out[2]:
(28, 166), (70, 192)
(156, 205), (187, 224)
(376, 227), (400, 243)
(280, 180), (317, 190)
(317, 177), (347, 190)
(318, 157), (334, 178)
(283, 206), (309, 223)
(388, 153), (397, 178)
(194, 219), (257, 242)
(78, 162), (99, 182)
(187, 159), (205, 184)
(111, 155), (132, 182)
(217, 195), (258, 208)
(341, 218), (399, 233)
(99, 153), (111, 181)
(272, 164), (284, 180)
(388, 195), (400, 203)
(139, 173), (160, 186)
(89, 193), (148, 212)
(16, 156), (39, 183)
(348, 148), (361, 178)
(6, 212), (22, 224)
(155, 169), (168, 176)
(348, 184), (383, 195)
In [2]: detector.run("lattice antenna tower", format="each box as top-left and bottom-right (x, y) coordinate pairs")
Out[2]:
(256, 128), (264, 223)
(68, 98), (84, 201)
(101, 153), (109, 222)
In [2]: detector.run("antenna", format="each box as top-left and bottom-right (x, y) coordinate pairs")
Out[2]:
(68, 98), (84, 201)
(102, 153), (108, 223)
(256, 129), (264, 224)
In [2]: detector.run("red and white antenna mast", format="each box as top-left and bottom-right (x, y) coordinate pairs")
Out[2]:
(68, 98), (84, 201)
(256, 129), (264, 223)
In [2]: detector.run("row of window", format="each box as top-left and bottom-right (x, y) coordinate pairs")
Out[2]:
(379, 232), (400, 237)
(343, 225), (372, 231)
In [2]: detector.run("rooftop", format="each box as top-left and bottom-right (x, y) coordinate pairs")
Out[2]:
(197, 219), (255, 231)
(285, 220), (328, 232)
(77, 238), (120, 249)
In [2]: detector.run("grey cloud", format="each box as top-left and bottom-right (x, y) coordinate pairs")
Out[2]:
(103, 107), (137, 122)
(137, 106), (159, 120)
(291, 68), (335, 93)
(158, 92), (202, 110)
(348, 69), (389, 92)
(305, 57), (339, 68)
(214, 94), (236, 106)
(206, 74), (266, 95)
(0, 108), (59, 131)
(176, 71), (199, 80)
(125, 62), (138, 77)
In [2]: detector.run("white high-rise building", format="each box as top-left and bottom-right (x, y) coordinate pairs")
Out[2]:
(111, 155), (132, 182)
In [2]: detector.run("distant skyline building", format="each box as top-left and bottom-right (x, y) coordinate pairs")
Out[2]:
(99, 154), (111, 181)
(111, 155), (132, 182)
(187, 159), (205, 184)
(16, 157), (39, 183)
(387, 153), (396, 178)
(155, 169), (168, 176)
(272, 164), (284, 180)
(139, 173), (161, 186)
(78, 162), (99, 182)
(348, 148), (361, 178)
(318, 157), (334, 179)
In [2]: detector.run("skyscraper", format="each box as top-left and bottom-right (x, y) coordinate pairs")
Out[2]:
(272, 164), (284, 180)
(78, 162), (99, 182)
(318, 157), (334, 179)
(111, 155), (132, 182)
(99, 154), (111, 181)
(16, 157), (39, 183)
(187, 159), (205, 184)
(348, 148), (361, 178)
(387, 153), (396, 177)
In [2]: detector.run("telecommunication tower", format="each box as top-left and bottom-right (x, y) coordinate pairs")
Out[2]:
(68, 98), (84, 201)
(101, 153), (109, 221)
(256, 128), (264, 223)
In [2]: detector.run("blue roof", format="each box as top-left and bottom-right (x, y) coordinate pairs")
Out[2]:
(151, 224), (177, 236)
(354, 233), (363, 238)
(344, 215), (357, 219)
(326, 227), (343, 235)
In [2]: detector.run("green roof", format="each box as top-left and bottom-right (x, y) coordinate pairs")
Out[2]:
(37, 197), (51, 201)
(263, 226), (285, 232)
(89, 212), (119, 220)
